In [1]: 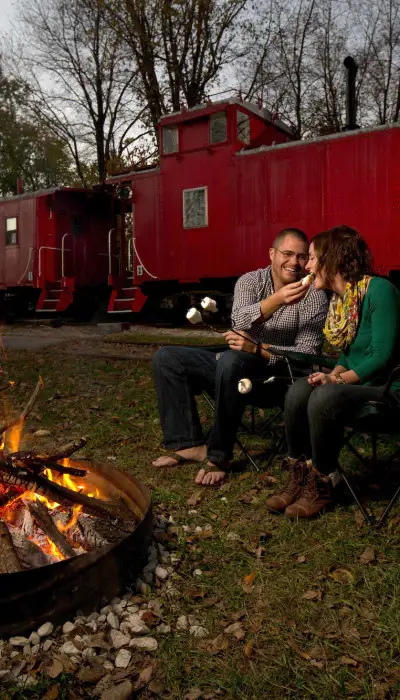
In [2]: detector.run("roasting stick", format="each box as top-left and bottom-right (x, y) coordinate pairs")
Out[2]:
(26, 498), (76, 559)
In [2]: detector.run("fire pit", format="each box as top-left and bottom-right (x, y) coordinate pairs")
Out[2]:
(0, 380), (152, 638)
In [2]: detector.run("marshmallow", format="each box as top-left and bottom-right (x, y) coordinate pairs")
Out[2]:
(201, 297), (218, 313)
(186, 308), (202, 324)
(238, 378), (252, 394)
(301, 273), (314, 287)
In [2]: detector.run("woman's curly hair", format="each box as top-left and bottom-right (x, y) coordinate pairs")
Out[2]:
(311, 225), (373, 284)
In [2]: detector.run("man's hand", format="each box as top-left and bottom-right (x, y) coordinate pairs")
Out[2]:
(224, 330), (257, 354)
(308, 372), (337, 387)
(274, 281), (308, 306)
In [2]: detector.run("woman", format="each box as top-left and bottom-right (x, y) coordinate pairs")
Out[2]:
(266, 224), (400, 519)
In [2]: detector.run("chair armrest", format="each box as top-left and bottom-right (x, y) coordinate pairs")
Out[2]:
(268, 348), (337, 370)
(382, 365), (400, 399)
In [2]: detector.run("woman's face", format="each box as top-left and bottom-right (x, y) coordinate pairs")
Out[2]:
(306, 243), (327, 289)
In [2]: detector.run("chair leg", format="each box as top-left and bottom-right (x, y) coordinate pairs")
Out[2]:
(372, 433), (378, 466)
(376, 485), (400, 528)
(337, 467), (376, 526)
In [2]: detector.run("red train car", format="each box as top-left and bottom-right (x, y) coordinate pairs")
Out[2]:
(0, 187), (115, 317)
(107, 96), (400, 316)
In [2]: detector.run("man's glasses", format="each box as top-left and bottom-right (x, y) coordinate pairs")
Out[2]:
(274, 248), (309, 263)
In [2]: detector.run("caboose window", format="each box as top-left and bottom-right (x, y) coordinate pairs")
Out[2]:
(5, 217), (17, 245)
(237, 111), (250, 144)
(163, 126), (179, 154)
(183, 187), (208, 228)
(210, 112), (227, 144)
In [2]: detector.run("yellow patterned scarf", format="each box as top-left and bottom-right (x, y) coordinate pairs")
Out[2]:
(324, 276), (371, 350)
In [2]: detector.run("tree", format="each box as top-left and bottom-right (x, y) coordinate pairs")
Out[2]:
(106, 0), (249, 132)
(13, 0), (149, 184)
(0, 64), (74, 196)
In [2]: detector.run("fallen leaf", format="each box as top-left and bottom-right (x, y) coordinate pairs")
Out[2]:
(77, 666), (107, 684)
(238, 472), (252, 481)
(339, 655), (359, 667)
(244, 639), (254, 657)
(148, 680), (165, 696)
(302, 589), (323, 602)
(200, 633), (230, 654)
(44, 685), (60, 700)
(138, 665), (154, 685)
(297, 555), (306, 564)
(224, 621), (245, 640)
(359, 545), (377, 565)
(354, 510), (365, 529)
(185, 688), (203, 700)
(187, 492), (203, 506)
(242, 571), (256, 593)
(328, 567), (355, 584)
(46, 658), (64, 679)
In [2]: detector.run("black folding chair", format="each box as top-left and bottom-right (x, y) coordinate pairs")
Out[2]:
(267, 348), (400, 528)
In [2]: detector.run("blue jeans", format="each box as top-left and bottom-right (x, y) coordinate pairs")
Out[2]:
(152, 347), (286, 465)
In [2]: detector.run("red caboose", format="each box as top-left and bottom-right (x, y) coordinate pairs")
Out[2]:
(110, 96), (400, 315)
(0, 187), (115, 317)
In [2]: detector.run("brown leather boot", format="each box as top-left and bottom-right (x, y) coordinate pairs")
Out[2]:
(265, 458), (310, 513)
(284, 466), (333, 519)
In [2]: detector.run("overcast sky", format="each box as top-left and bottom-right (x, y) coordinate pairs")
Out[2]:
(0, 0), (14, 32)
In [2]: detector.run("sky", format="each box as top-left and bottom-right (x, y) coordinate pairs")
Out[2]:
(0, 0), (14, 32)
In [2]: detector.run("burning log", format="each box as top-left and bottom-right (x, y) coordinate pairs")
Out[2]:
(8, 452), (87, 478)
(7, 525), (50, 569)
(0, 378), (43, 436)
(0, 520), (22, 573)
(40, 437), (87, 462)
(0, 488), (20, 507)
(0, 462), (132, 520)
(26, 498), (76, 560)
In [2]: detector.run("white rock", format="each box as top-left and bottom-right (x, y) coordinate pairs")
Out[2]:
(129, 637), (158, 652)
(29, 632), (40, 645)
(10, 651), (19, 659)
(87, 612), (100, 621)
(9, 637), (29, 647)
(125, 606), (139, 614)
(129, 623), (150, 636)
(182, 525), (191, 532)
(204, 524), (213, 531)
(114, 648), (131, 669)
(34, 429), (51, 437)
(220, 497), (228, 502)
(85, 621), (97, 633)
(37, 622), (54, 638)
(170, 554), (181, 564)
(107, 612), (119, 630)
(82, 648), (96, 659)
(189, 625), (208, 638)
(31, 644), (40, 656)
(103, 660), (114, 671)
(110, 630), (131, 649)
(101, 605), (111, 615)
(98, 615), (107, 623)
(155, 566), (169, 581)
(111, 597), (121, 606)
(17, 674), (36, 687)
(23, 644), (31, 656)
(194, 526), (203, 534)
(157, 624), (171, 634)
(176, 615), (188, 631)
(188, 615), (198, 626)
(193, 569), (203, 577)
(60, 641), (81, 655)
(188, 509), (198, 515)
(124, 613), (142, 626)
(43, 639), (53, 652)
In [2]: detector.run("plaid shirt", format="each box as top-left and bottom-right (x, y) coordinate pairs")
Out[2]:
(231, 266), (329, 362)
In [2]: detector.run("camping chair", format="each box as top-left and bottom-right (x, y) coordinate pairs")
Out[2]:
(267, 348), (400, 528)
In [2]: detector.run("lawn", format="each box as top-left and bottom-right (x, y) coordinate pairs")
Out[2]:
(1, 348), (400, 699)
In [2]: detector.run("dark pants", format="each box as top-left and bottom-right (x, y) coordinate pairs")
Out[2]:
(152, 346), (286, 465)
(285, 377), (396, 474)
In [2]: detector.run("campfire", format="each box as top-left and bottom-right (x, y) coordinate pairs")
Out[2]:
(0, 378), (141, 575)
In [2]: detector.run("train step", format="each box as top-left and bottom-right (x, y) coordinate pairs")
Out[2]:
(107, 286), (147, 314)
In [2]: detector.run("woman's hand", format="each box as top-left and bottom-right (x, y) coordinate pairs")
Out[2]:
(224, 330), (257, 354)
(308, 372), (337, 386)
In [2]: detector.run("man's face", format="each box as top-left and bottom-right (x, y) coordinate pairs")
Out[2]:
(269, 234), (309, 285)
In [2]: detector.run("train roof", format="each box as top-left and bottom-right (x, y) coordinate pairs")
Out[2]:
(0, 186), (103, 204)
(158, 98), (293, 137)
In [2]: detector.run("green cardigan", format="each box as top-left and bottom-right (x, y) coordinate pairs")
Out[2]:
(337, 276), (400, 387)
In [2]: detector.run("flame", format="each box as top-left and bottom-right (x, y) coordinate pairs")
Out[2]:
(6, 420), (24, 454)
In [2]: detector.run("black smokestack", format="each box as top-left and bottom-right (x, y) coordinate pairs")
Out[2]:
(343, 56), (359, 131)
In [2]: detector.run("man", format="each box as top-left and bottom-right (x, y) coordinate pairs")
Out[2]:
(152, 228), (329, 485)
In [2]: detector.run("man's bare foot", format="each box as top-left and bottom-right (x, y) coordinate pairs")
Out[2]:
(152, 445), (207, 468)
(194, 462), (230, 486)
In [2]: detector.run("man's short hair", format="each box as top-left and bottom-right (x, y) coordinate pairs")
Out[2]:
(272, 228), (308, 249)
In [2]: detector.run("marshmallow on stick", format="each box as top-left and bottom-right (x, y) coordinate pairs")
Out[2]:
(238, 378), (252, 394)
(186, 307), (203, 324)
(301, 273), (314, 287)
(201, 297), (218, 313)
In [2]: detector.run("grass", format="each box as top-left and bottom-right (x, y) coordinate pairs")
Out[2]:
(1, 350), (400, 699)
(103, 330), (226, 346)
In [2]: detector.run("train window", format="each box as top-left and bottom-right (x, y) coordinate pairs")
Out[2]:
(210, 112), (227, 144)
(183, 187), (208, 228)
(237, 110), (250, 144)
(5, 217), (17, 245)
(163, 126), (179, 154)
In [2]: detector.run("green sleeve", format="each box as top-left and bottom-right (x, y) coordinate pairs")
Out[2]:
(336, 351), (349, 370)
(351, 280), (400, 383)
